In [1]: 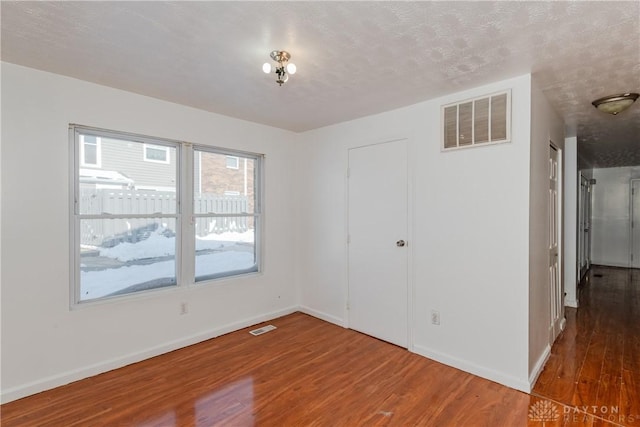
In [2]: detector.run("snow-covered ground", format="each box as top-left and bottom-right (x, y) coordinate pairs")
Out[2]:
(80, 228), (255, 300)
(99, 228), (254, 261)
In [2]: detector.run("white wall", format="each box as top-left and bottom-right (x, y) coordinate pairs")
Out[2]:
(296, 75), (535, 391)
(563, 137), (578, 307)
(0, 63), (298, 402)
(591, 166), (640, 267)
(528, 79), (565, 380)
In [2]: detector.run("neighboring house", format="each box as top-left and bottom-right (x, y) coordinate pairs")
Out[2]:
(196, 151), (255, 214)
(80, 135), (176, 191)
(80, 135), (252, 203)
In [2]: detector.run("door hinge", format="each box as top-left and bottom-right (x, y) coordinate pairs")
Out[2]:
(346, 301), (350, 310)
(347, 168), (350, 178)
(347, 234), (351, 244)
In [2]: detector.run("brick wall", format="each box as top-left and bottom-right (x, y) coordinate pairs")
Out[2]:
(200, 152), (255, 215)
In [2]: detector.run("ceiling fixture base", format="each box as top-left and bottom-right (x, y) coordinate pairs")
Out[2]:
(591, 93), (639, 115)
(270, 50), (291, 63)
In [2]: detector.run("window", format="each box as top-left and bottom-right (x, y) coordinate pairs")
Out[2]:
(73, 128), (178, 303)
(144, 144), (170, 163)
(71, 126), (262, 304)
(226, 155), (239, 169)
(194, 149), (260, 282)
(80, 134), (101, 167)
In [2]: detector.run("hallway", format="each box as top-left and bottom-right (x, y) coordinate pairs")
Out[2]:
(533, 266), (640, 426)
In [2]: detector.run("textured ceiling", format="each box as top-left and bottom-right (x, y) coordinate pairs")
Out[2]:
(1, 1), (639, 167)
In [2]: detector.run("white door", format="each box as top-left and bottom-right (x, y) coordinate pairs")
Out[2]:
(348, 140), (408, 348)
(631, 180), (640, 268)
(549, 146), (562, 340)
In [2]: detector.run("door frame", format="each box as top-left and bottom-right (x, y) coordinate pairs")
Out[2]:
(345, 137), (414, 351)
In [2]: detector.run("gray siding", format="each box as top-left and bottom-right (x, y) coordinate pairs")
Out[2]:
(97, 137), (177, 189)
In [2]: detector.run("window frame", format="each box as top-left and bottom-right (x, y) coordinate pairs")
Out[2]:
(69, 125), (264, 307)
(143, 143), (171, 164)
(192, 145), (262, 284)
(79, 134), (102, 167)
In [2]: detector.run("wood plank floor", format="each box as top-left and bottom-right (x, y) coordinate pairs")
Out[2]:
(533, 266), (640, 427)
(2, 266), (638, 426)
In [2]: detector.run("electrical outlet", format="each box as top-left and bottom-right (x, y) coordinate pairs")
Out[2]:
(431, 310), (440, 325)
(180, 302), (188, 315)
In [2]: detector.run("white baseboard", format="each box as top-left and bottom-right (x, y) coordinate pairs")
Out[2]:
(0, 306), (298, 404)
(298, 305), (346, 327)
(529, 344), (551, 389)
(565, 298), (579, 308)
(413, 344), (530, 393)
(591, 261), (630, 268)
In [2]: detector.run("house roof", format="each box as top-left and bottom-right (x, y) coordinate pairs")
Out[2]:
(1, 1), (638, 167)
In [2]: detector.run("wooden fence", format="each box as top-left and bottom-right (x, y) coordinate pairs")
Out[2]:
(80, 189), (249, 247)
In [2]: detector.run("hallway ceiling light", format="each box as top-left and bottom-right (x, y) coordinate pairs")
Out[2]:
(591, 93), (639, 115)
(262, 50), (296, 86)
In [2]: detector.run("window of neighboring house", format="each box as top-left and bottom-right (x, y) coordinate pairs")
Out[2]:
(144, 144), (170, 164)
(80, 134), (101, 167)
(226, 156), (239, 169)
(71, 125), (263, 305)
(194, 149), (261, 282)
(73, 126), (178, 303)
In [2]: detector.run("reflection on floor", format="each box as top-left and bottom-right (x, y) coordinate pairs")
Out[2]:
(533, 266), (640, 427)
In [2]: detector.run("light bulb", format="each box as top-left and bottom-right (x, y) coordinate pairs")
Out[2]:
(286, 63), (297, 75)
(282, 73), (289, 83)
(262, 63), (272, 74)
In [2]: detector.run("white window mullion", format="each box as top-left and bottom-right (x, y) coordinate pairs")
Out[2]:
(70, 127), (80, 308)
(180, 143), (195, 287)
(254, 154), (263, 276)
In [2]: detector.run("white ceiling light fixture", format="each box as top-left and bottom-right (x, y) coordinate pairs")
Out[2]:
(591, 93), (639, 115)
(262, 50), (296, 86)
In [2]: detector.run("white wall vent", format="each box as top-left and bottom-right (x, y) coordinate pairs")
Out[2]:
(441, 90), (511, 151)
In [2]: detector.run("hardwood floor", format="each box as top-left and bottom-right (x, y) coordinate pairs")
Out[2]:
(533, 266), (640, 427)
(2, 267), (638, 426)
